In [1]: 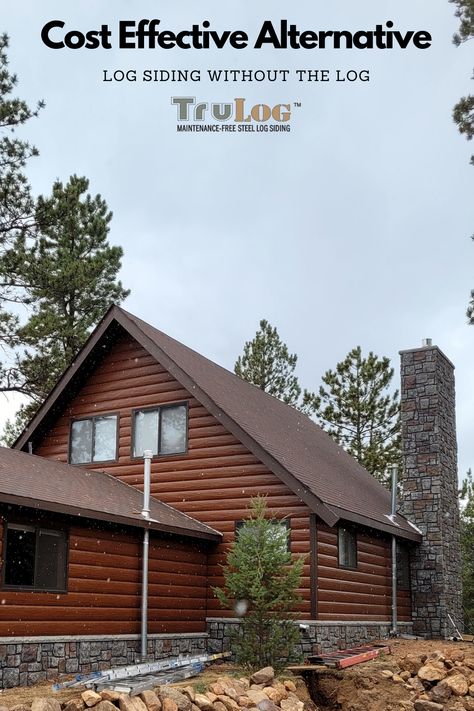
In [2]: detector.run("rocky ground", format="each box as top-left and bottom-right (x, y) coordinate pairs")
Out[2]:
(0, 640), (474, 711)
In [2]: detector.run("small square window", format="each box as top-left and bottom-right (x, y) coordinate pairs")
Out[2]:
(70, 415), (118, 464)
(3, 524), (68, 592)
(338, 526), (357, 569)
(133, 404), (187, 458)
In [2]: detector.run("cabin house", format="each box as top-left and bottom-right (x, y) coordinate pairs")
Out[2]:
(0, 306), (463, 688)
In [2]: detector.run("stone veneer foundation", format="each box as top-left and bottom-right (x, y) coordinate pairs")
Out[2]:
(400, 342), (463, 638)
(206, 618), (413, 657)
(0, 633), (207, 689)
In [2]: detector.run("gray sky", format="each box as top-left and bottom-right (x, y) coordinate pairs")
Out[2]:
(1, 0), (473, 479)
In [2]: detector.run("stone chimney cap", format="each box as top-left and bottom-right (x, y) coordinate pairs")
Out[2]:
(422, 338), (433, 347)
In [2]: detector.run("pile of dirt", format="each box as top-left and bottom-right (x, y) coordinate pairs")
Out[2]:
(302, 639), (474, 711)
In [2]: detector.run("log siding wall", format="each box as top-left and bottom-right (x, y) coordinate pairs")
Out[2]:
(31, 333), (411, 625)
(0, 509), (207, 637)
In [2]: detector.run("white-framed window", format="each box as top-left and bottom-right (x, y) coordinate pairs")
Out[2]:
(132, 403), (187, 458)
(69, 414), (118, 464)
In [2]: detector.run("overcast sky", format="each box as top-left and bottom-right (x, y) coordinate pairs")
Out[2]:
(1, 1), (473, 480)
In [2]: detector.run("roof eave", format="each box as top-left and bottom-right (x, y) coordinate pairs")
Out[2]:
(0, 492), (222, 542)
(328, 505), (422, 543)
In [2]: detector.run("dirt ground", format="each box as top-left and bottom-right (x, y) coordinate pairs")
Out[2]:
(0, 639), (473, 709)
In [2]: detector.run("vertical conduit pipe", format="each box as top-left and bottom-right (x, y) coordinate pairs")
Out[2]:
(391, 464), (398, 636)
(141, 449), (153, 660)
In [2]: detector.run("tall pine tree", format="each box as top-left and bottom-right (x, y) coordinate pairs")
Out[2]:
(234, 319), (316, 412)
(449, 1), (474, 321)
(2, 175), (129, 436)
(460, 469), (474, 631)
(312, 346), (401, 485)
(0, 33), (43, 393)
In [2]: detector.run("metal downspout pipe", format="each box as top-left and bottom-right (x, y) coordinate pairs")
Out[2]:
(391, 464), (398, 636)
(141, 450), (153, 660)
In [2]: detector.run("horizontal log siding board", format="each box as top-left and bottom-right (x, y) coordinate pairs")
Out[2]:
(33, 334), (412, 625)
(0, 512), (207, 637)
(33, 334), (313, 620)
(316, 522), (412, 622)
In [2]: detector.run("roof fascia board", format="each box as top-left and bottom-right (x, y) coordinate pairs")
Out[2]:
(14, 308), (120, 451)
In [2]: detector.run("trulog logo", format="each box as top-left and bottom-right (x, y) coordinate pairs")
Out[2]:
(171, 97), (293, 132)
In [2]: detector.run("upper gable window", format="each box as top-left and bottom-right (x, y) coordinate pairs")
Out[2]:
(338, 526), (357, 569)
(70, 414), (118, 464)
(133, 403), (187, 458)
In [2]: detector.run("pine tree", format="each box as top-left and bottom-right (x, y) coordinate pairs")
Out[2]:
(2, 175), (129, 437)
(449, 1), (474, 321)
(460, 469), (474, 631)
(312, 346), (401, 485)
(0, 33), (43, 393)
(213, 497), (304, 672)
(234, 319), (316, 412)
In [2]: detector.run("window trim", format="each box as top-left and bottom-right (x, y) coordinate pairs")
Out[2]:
(337, 525), (358, 570)
(68, 412), (120, 466)
(130, 401), (189, 460)
(235, 517), (291, 552)
(2, 520), (69, 594)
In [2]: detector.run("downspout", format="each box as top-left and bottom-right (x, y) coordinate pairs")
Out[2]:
(391, 464), (398, 636)
(140, 449), (153, 660)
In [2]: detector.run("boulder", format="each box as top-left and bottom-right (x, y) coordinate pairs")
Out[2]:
(214, 703), (228, 711)
(400, 671), (412, 681)
(205, 694), (218, 704)
(161, 700), (179, 711)
(430, 683), (453, 704)
(250, 669), (275, 686)
(63, 701), (86, 711)
(182, 688), (196, 703)
(256, 700), (279, 711)
(263, 687), (285, 704)
(94, 703), (118, 711)
(81, 691), (103, 708)
(237, 697), (252, 708)
(409, 677), (426, 693)
(380, 670), (394, 679)
(279, 699), (304, 711)
(101, 692), (121, 703)
(194, 695), (214, 711)
(418, 666), (447, 683)
(246, 691), (269, 706)
(216, 696), (240, 711)
(463, 699), (474, 711)
(413, 702), (444, 711)
(119, 697), (148, 711)
(442, 676), (470, 697)
(10, 707), (31, 711)
(283, 681), (296, 694)
(31, 700), (62, 711)
(400, 655), (424, 676)
(470, 685), (474, 697)
(209, 684), (228, 697)
(139, 690), (161, 711)
(160, 689), (192, 711)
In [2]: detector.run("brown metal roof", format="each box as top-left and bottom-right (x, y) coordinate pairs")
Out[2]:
(15, 306), (422, 543)
(0, 447), (221, 542)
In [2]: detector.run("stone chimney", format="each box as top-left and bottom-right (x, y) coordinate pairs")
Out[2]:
(400, 342), (463, 638)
